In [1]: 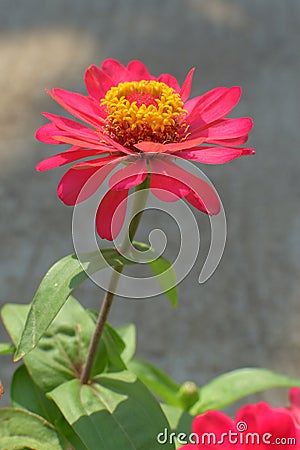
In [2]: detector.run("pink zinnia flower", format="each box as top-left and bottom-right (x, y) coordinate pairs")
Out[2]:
(179, 388), (300, 449)
(36, 59), (255, 239)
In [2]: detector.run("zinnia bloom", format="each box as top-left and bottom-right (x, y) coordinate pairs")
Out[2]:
(36, 59), (255, 239)
(179, 388), (300, 449)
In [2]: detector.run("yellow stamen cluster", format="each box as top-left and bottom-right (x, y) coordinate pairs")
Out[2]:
(100, 80), (188, 149)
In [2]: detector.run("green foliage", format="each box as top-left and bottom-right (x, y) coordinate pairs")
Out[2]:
(11, 365), (87, 449)
(116, 323), (136, 364)
(128, 358), (181, 407)
(160, 404), (193, 449)
(48, 372), (175, 450)
(148, 256), (178, 307)
(2, 299), (300, 450)
(0, 343), (15, 354)
(14, 245), (177, 361)
(129, 359), (300, 416)
(133, 241), (178, 306)
(1, 297), (176, 449)
(190, 368), (300, 414)
(2, 253), (300, 449)
(11, 365), (59, 421)
(0, 408), (63, 449)
(1, 297), (126, 392)
(13, 249), (137, 360)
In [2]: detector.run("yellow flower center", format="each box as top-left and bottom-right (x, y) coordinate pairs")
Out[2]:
(100, 80), (189, 150)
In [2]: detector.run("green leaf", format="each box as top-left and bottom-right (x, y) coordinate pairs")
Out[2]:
(148, 257), (178, 307)
(116, 323), (136, 364)
(160, 404), (193, 449)
(2, 297), (108, 392)
(191, 368), (300, 414)
(100, 323), (126, 371)
(87, 311), (127, 372)
(55, 416), (88, 450)
(11, 365), (59, 421)
(128, 358), (181, 407)
(0, 408), (63, 449)
(11, 365), (87, 449)
(161, 404), (193, 433)
(14, 249), (138, 361)
(0, 343), (15, 354)
(1, 304), (29, 347)
(48, 371), (175, 450)
(134, 241), (178, 307)
(87, 317), (136, 366)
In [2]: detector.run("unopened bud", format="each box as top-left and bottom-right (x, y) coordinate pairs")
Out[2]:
(177, 381), (199, 410)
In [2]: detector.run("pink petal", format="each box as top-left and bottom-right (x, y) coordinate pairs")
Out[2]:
(57, 157), (124, 205)
(97, 128), (135, 155)
(238, 404), (297, 450)
(96, 189), (128, 240)
(180, 68), (195, 102)
(74, 155), (125, 169)
(191, 411), (235, 449)
(134, 142), (167, 153)
(150, 174), (190, 202)
(184, 96), (204, 115)
(134, 136), (207, 154)
(190, 117), (253, 141)
(235, 402), (269, 430)
(109, 158), (148, 190)
(168, 136), (209, 151)
(289, 388), (300, 426)
(290, 388), (300, 407)
(150, 158), (220, 214)
(43, 113), (100, 141)
(101, 59), (130, 83)
(259, 412), (297, 450)
(185, 190), (210, 213)
(272, 391), (300, 423)
(36, 148), (103, 172)
(51, 134), (117, 151)
(160, 158), (220, 214)
(37, 118), (110, 151)
(209, 135), (249, 146)
(127, 60), (153, 80)
(185, 86), (227, 116)
(176, 146), (255, 164)
(84, 64), (114, 101)
(187, 86), (242, 130)
(36, 123), (66, 144)
(157, 73), (180, 92)
(47, 88), (104, 128)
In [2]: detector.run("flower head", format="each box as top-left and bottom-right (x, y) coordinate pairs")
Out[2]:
(179, 388), (300, 449)
(101, 79), (188, 148)
(36, 59), (255, 240)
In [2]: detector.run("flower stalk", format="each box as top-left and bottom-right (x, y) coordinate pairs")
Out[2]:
(80, 177), (150, 384)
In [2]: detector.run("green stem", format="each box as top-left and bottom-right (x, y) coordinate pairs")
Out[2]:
(80, 177), (150, 384)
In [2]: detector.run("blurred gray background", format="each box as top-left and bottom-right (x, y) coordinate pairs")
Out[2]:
(1, 0), (300, 409)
